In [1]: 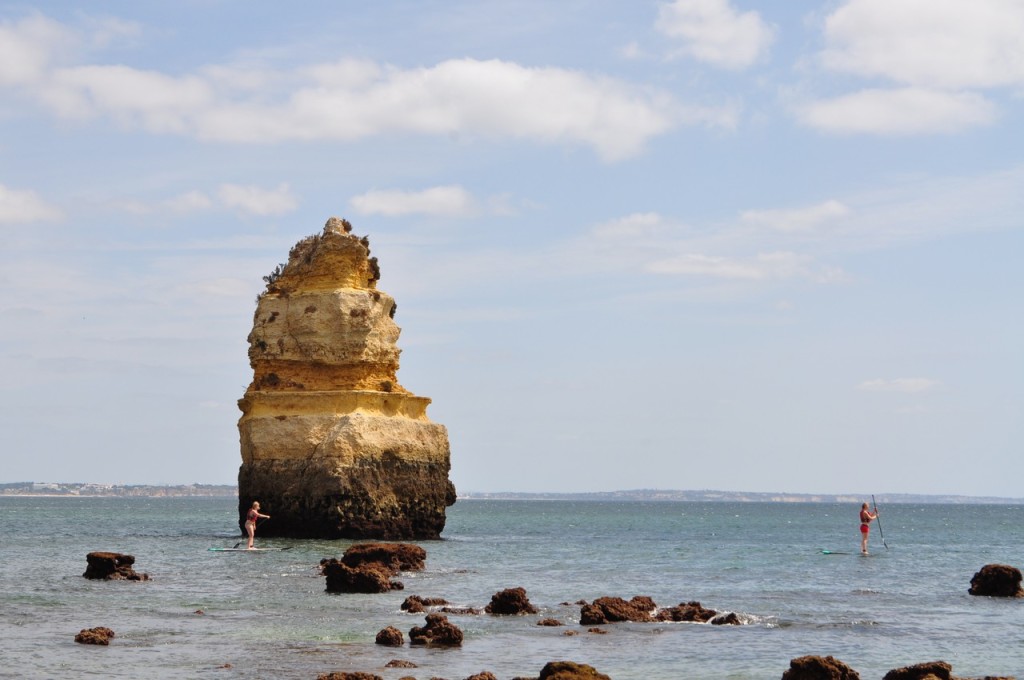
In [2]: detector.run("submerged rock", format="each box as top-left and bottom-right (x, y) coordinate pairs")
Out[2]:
(968, 563), (1024, 597)
(74, 627), (115, 645)
(238, 217), (455, 540)
(82, 552), (149, 581)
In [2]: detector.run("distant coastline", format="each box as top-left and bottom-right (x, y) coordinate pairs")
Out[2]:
(458, 489), (1024, 504)
(1, 482), (1021, 504)
(0, 482), (237, 498)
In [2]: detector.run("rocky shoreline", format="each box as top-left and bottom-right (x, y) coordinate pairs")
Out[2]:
(75, 544), (1020, 679)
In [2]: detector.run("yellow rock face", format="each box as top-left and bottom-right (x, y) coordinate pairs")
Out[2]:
(237, 217), (455, 539)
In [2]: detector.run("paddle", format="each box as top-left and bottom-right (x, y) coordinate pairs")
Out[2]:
(872, 494), (888, 550)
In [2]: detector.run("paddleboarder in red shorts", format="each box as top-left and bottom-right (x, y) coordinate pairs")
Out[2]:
(859, 502), (877, 555)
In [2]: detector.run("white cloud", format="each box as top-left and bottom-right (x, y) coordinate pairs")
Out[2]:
(799, 88), (996, 135)
(804, 0), (1024, 136)
(858, 378), (941, 393)
(592, 212), (672, 239)
(217, 183), (297, 216)
(647, 251), (842, 282)
(821, 0), (1024, 89)
(350, 185), (476, 217)
(741, 200), (851, 232)
(0, 184), (62, 223)
(0, 15), (69, 86)
(199, 58), (720, 161)
(0, 12), (731, 162)
(656, 0), (775, 69)
(164, 190), (214, 214)
(42, 65), (214, 132)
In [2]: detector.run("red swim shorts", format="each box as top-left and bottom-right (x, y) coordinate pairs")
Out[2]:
(860, 523), (869, 534)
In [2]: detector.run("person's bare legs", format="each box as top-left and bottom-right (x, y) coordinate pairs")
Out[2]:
(860, 530), (869, 555)
(247, 522), (255, 549)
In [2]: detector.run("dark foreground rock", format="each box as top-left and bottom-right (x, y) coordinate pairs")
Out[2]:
(408, 613), (463, 646)
(655, 600), (719, 623)
(316, 673), (383, 680)
(74, 627), (115, 645)
(538, 661), (612, 679)
(320, 558), (400, 593)
(781, 655), (860, 679)
(579, 594), (739, 626)
(402, 594), (449, 612)
(82, 552), (149, 581)
(342, 542), (426, 572)
(322, 542), (426, 593)
(374, 626), (404, 646)
(579, 596), (657, 624)
(968, 563), (1024, 597)
(485, 587), (538, 615)
(882, 660), (952, 680)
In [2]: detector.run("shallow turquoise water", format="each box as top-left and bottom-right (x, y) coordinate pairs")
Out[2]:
(1, 497), (1022, 678)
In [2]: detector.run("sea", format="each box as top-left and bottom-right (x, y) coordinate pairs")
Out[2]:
(1, 497), (1022, 679)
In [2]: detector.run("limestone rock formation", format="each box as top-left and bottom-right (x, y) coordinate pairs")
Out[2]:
(238, 217), (455, 539)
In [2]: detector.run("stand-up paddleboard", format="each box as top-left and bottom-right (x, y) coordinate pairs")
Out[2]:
(819, 549), (853, 555)
(208, 546), (292, 552)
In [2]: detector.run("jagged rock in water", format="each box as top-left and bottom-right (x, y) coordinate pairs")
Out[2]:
(74, 627), (115, 645)
(881, 660), (952, 680)
(538, 661), (613, 680)
(82, 552), (149, 581)
(781, 655), (860, 680)
(968, 563), (1024, 597)
(374, 626), (404, 647)
(408, 613), (463, 646)
(238, 217), (456, 539)
(485, 587), (539, 615)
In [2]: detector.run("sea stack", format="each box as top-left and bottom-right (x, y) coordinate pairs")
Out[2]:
(237, 217), (455, 539)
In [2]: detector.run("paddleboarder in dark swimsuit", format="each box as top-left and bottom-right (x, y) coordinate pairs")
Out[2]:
(859, 502), (877, 555)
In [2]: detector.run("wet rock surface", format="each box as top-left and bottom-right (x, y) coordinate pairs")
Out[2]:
(74, 627), (115, 645)
(485, 587), (539, 615)
(408, 613), (464, 646)
(968, 563), (1024, 597)
(82, 552), (149, 581)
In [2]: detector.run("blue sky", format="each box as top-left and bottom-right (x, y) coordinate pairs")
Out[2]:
(1, 0), (1021, 496)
